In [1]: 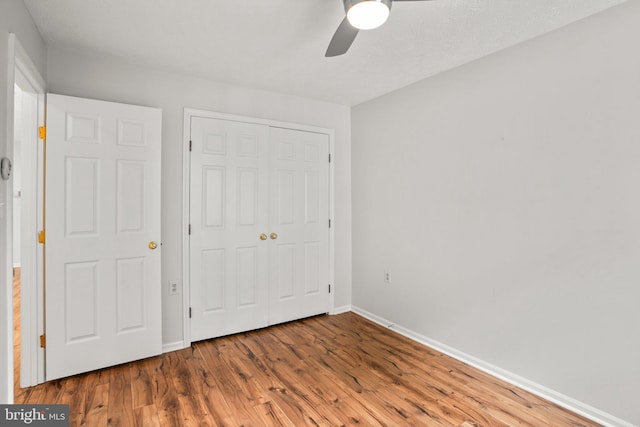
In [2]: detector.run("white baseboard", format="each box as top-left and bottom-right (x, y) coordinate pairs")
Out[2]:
(351, 306), (634, 427)
(330, 305), (352, 315)
(162, 341), (188, 354)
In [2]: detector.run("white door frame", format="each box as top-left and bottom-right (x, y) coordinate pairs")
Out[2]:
(181, 108), (336, 347)
(6, 33), (46, 393)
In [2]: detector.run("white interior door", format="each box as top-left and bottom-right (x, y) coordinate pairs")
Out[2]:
(45, 94), (162, 380)
(268, 127), (330, 325)
(189, 117), (270, 341)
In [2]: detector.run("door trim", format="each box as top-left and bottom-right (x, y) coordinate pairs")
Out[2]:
(8, 34), (46, 390)
(181, 108), (336, 347)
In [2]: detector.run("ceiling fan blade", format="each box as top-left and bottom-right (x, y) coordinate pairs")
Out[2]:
(325, 17), (359, 57)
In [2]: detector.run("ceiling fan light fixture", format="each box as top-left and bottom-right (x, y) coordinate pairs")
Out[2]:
(346, 0), (391, 30)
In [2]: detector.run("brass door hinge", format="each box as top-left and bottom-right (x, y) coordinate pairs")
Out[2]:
(39, 126), (46, 140)
(40, 334), (46, 348)
(38, 230), (45, 244)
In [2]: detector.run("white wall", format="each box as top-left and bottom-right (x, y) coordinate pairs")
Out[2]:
(352, 2), (639, 425)
(0, 0), (47, 404)
(46, 47), (352, 345)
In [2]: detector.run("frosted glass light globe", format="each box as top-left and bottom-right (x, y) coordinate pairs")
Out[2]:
(347, 1), (390, 30)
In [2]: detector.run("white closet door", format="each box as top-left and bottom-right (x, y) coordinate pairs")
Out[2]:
(268, 127), (330, 325)
(45, 94), (162, 380)
(189, 117), (270, 341)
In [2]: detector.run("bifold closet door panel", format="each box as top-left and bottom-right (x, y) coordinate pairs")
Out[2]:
(268, 127), (331, 325)
(189, 117), (270, 341)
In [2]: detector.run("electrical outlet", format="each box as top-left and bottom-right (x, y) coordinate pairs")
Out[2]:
(384, 271), (391, 284)
(168, 282), (179, 295)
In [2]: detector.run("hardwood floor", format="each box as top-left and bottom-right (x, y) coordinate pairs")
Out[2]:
(13, 271), (600, 426)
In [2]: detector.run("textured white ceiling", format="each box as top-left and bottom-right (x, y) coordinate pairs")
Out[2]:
(24, 0), (626, 106)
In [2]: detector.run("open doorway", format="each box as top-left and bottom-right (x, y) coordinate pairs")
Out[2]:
(10, 34), (46, 395)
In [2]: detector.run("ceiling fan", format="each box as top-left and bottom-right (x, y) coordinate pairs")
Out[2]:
(326, 0), (435, 57)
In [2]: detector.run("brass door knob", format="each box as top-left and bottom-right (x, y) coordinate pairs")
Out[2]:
(148, 241), (158, 250)
(270, 233), (278, 240)
(260, 233), (268, 241)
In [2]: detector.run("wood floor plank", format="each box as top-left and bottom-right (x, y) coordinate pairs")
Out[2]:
(152, 353), (183, 427)
(21, 381), (47, 405)
(253, 400), (297, 427)
(56, 375), (89, 427)
(218, 341), (276, 405)
(82, 382), (110, 426)
(38, 379), (64, 406)
(133, 404), (161, 427)
(171, 347), (217, 427)
(175, 395), (215, 427)
(261, 379), (342, 427)
(182, 343), (237, 426)
(13, 307), (602, 426)
(288, 374), (345, 408)
(446, 398), (511, 427)
(131, 360), (156, 409)
(329, 396), (399, 426)
(107, 364), (135, 427)
(197, 341), (267, 426)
